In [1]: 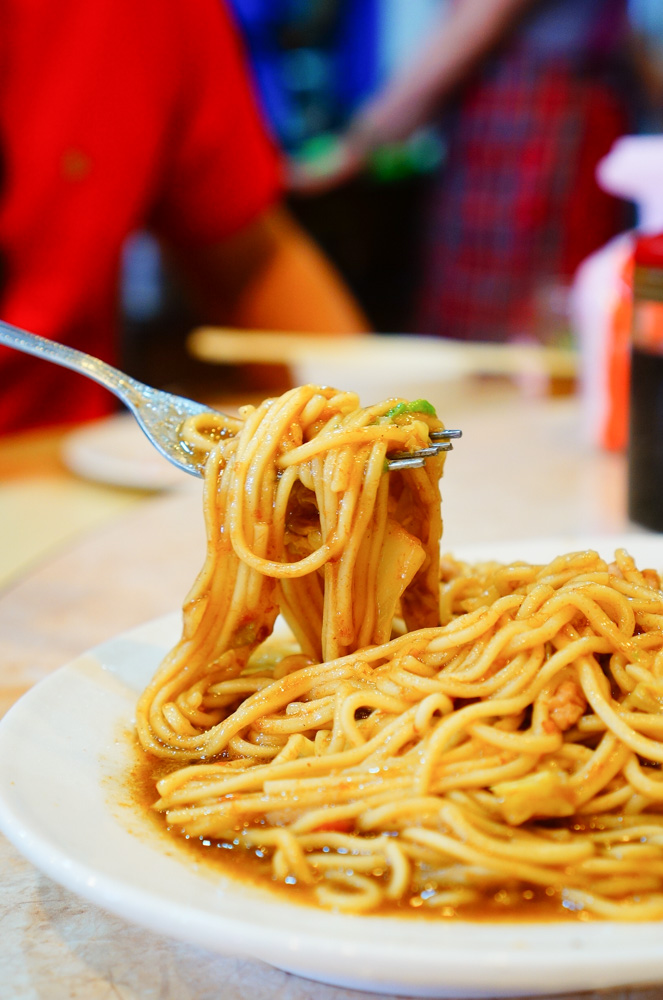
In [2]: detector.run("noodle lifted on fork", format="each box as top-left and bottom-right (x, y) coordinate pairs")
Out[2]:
(136, 385), (663, 919)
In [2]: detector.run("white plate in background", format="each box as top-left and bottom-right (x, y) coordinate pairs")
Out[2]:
(61, 412), (195, 491)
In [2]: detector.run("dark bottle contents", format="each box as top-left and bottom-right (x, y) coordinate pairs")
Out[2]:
(628, 346), (663, 529)
(627, 232), (663, 531)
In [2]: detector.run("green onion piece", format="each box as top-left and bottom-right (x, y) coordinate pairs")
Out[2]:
(385, 399), (437, 419)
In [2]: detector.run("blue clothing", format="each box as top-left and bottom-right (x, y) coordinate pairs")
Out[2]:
(228, 0), (380, 150)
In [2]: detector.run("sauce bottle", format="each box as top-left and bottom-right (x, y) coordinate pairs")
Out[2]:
(628, 231), (663, 530)
(576, 136), (663, 530)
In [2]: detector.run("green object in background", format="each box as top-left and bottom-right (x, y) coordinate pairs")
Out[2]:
(298, 132), (340, 164)
(369, 144), (412, 182)
(294, 128), (444, 185)
(369, 129), (444, 183)
(295, 133), (348, 180)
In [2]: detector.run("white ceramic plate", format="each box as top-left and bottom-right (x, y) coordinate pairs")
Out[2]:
(2, 532), (663, 998)
(61, 412), (193, 491)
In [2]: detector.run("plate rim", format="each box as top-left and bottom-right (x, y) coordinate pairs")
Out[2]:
(3, 531), (663, 996)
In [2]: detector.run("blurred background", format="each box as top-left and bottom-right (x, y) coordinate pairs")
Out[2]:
(119, 0), (663, 401)
(121, 0), (448, 396)
(3, 0), (663, 448)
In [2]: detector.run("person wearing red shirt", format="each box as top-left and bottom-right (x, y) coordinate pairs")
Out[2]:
(0, 0), (368, 433)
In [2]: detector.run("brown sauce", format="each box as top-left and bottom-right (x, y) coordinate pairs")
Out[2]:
(127, 734), (588, 922)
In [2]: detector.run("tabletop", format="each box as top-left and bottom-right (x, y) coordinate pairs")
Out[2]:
(0, 376), (660, 1000)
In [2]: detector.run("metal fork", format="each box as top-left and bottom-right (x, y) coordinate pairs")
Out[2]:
(0, 320), (460, 477)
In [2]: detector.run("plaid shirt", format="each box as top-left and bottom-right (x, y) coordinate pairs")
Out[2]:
(416, 2), (632, 343)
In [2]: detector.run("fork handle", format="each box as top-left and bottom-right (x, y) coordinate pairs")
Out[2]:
(0, 319), (145, 407)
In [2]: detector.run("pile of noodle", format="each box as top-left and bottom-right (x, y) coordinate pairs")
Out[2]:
(136, 385), (663, 919)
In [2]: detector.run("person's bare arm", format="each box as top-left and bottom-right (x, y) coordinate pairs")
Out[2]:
(166, 204), (370, 335)
(289, 0), (538, 194)
(348, 0), (538, 152)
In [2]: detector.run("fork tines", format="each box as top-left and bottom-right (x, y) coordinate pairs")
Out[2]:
(430, 429), (462, 441)
(387, 428), (462, 471)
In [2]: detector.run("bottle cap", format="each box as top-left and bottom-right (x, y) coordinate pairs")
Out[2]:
(597, 135), (663, 236)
